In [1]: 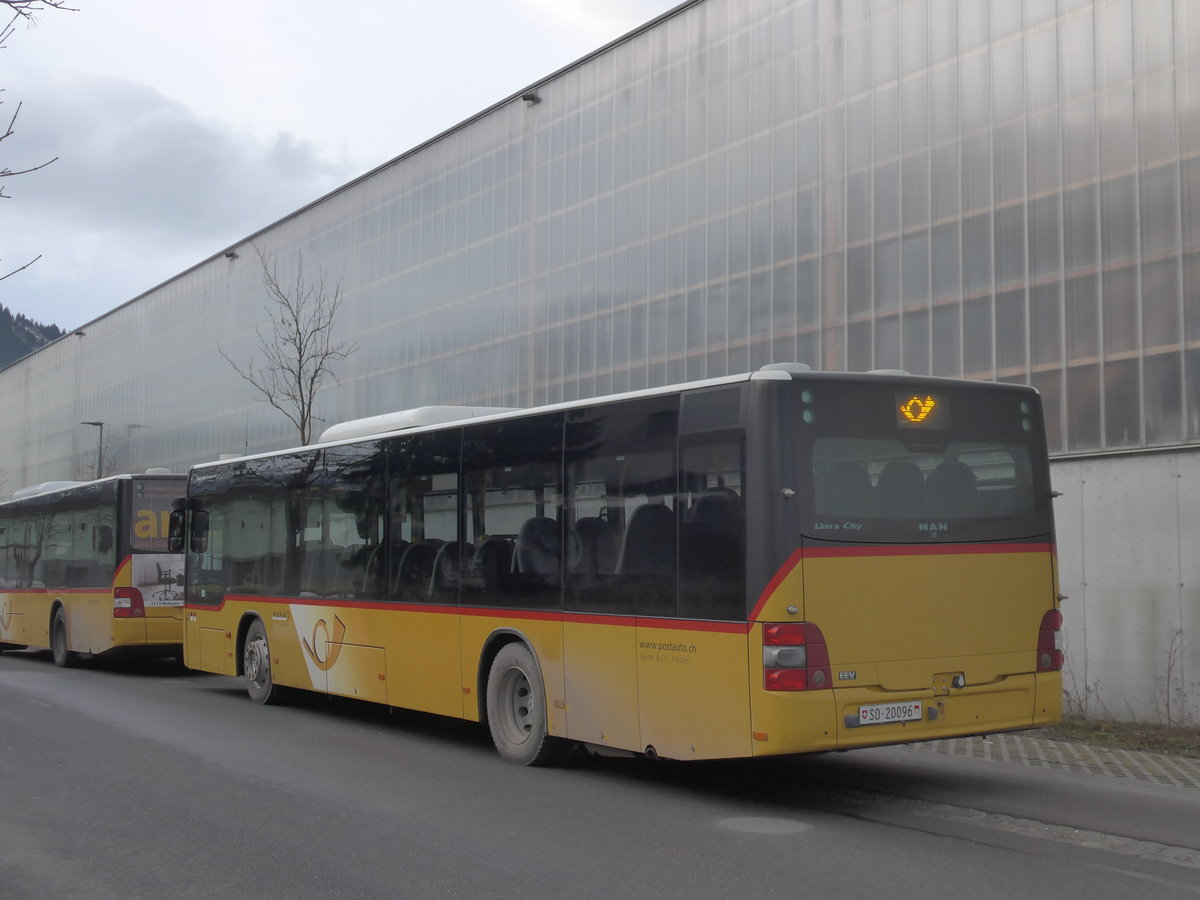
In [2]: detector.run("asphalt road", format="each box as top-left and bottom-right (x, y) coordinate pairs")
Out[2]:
(1, 649), (1198, 899)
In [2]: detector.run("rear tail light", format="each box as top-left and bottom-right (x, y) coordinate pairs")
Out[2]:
(113, 587), (146, 619)
(1037, 609), (1063, 671)
(763, 622), (832, 691)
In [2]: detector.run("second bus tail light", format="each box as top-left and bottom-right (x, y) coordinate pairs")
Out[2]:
(113, 587), (146, 619)
(1037, 609), (1064, 672)
(763, 622), (832, 691)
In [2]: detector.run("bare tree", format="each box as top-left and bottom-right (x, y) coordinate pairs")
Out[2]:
(1, 0), (75, 282)
(220, 245), (357, 446)
(78, 420), (121, 480)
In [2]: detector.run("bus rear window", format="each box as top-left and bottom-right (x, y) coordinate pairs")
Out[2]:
(813, 439), (1035, 523)
(130, 479), (183, 552)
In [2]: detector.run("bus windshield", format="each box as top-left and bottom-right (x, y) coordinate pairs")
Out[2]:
(802, 380), (1052, 544)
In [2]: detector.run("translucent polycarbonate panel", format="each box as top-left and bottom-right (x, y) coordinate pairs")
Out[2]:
(996, 289), (1028, 374)
(902, 230), (930, 303)
(931, 300), (962, 377)
(1067, 364), (1102, 451)
(1030, 283), (1063, 369)
(1144, 351), (1184, 445)
(1141, 163), (1181, 256)
(1142, 258), (1182, 350)
(1028, 194), (1062, 278)
(1063, 185), (1098, 271)
(930, 221), (960, 300)
(994, 204), (1026, 287)
(1066, 275), (1101, 360)
(1187, 348), (1200, 441)
(1102, 267), (1139, 356)
(1104, 358), (1141, 447)
(4, 0), (1200, 491)
(901, 305), (930, 375)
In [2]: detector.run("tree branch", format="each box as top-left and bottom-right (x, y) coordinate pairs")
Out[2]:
(219, 244), (357, 445)
(0, 253), (40, 282)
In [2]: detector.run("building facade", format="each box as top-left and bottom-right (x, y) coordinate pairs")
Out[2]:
(2, 0), (1197, 722)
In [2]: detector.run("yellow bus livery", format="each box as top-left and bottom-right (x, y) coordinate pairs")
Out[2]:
(174, 366), (1062, 764)
(0, 473), (187, 666)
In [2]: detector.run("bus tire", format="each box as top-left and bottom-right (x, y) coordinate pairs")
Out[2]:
(50, 607), (78, 668)
(243, 619), (282, 705)
(485, 642), (567, 766)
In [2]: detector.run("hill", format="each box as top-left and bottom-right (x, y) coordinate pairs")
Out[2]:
(0, 303), (64, 368)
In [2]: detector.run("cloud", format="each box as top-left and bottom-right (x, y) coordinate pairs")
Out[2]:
(11, 71), (354, 245)
(4, 69), (358, 329)
(0, 0), (679, 331)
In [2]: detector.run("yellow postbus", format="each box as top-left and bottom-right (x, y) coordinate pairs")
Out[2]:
(173, 365), (1062, 764)
(0, 473), (187, 666)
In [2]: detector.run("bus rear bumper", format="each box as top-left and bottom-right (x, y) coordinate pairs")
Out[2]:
(750, 672), (1063, 757)
(832, 672), (1062, 750)
(111, 615), (184, 649)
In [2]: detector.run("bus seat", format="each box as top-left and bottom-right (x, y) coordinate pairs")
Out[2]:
(682, 491), (742, 581)
(686, 489), (742, 532)
(572, 516), (619, 576)
(468, 536), (513, 589)
(299, 541), (331, 594)
(876, 460), (926, 518)
(928, 460), (979, 517)
(431, 541), (474, 594)
(616, 503), (676, 576)
(815, 460), (873, 516)
(393, 540), (443, 596)
(512, 517), (561, 577)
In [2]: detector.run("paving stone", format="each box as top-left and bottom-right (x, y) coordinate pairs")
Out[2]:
(907, 733), (1200, 790)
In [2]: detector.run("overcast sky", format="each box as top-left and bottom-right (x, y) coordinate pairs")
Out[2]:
(2, 0), (679, 332)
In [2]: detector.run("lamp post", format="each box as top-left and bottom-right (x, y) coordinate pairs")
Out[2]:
(80, 421), (104, 479)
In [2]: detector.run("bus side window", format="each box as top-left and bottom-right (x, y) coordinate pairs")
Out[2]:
(386, 429), (463, 603)
(678, 438), (745, 621)
(615, 498), (676, 576)
(565, 395), (680, 616)
(462, 413), (564, 611)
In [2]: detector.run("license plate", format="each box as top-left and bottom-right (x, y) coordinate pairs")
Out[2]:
(858, 700), (923, 726)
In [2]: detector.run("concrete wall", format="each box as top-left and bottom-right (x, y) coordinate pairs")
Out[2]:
(1053, 450), (1200, 726)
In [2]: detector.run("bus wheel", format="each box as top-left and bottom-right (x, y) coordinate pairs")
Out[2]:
(243, 619), (281, 705)
(485, 642), (566, 766)
(50, 607), (78, 668)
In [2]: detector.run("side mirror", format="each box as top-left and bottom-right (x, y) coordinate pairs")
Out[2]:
(167, 508), (186, 553)
(190, 510), (209, 554)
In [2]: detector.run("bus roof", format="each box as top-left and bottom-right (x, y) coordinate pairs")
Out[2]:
(194, 367), (1040, 472)
(3, 471), (184, 505)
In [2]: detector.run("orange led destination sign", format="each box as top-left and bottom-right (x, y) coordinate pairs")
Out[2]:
(895, 392), (950, 428)
(899, 395), (936, 422)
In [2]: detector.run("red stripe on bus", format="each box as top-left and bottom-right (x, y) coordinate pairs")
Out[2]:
(20, 587), (115, 596)
(184, 595), (742, 633)
(799, 541), (1054, 559)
